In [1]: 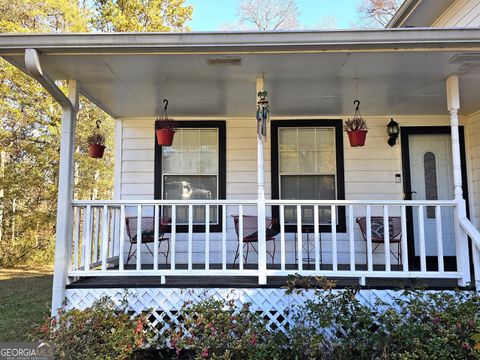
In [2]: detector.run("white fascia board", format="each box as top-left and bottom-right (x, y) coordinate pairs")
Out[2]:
(2, 28), (480, 55)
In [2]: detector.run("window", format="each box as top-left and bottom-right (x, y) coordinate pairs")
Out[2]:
(271, 120), (345, 232)
(423, 151), (438, 219)
(155, 121), (226, 231)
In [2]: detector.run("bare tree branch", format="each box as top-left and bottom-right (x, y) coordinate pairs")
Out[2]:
(236, 0), (299, 31)
(357, 0), (402, 28)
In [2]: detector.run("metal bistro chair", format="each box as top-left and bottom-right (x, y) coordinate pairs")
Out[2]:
(232, 215), (279, 265)
(356, 216), (402, 266)
(125, 217), (170, 266)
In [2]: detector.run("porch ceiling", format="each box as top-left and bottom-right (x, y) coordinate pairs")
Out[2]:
(1, 29), (480, 118)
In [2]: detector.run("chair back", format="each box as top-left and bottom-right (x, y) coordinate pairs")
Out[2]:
(356, 216), (402, 243)
(231, 215), (276, 240)
(125, 217), (170, 242)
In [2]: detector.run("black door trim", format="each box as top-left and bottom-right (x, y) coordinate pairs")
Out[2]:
(400, 126), (469, 271)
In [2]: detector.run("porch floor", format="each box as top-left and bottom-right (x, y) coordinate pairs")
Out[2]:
(67, 264), (461, 290)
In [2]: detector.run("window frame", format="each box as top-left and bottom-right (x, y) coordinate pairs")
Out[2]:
(154, 121), (226, 233)
(271, 120), (346, 233)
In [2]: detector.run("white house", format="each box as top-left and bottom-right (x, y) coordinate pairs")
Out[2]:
(1, 0), (480, 332)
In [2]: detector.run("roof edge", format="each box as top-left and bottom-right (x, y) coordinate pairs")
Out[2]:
(2, 28), (480, 56)
(387, 0), (421, 28)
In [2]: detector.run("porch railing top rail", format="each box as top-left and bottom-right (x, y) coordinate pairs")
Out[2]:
(72, 199), (459, 206)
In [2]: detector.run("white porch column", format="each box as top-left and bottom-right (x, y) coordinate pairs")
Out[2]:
(446, 75), (470, 286)
(256, 77), (267, 285)
(51, 81), (79, 315)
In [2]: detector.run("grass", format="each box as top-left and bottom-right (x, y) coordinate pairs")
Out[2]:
(0, 267), (52, 341)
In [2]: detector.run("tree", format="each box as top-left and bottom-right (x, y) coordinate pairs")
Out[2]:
(89, 0), (193, 32)
(236, 0), (299, 31)
(0, 0), (193, 267)
(357, 0), (402, 28)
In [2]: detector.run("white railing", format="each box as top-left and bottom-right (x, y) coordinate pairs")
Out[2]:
(68, 199), (472, 286)
(459, 216), (480, 290)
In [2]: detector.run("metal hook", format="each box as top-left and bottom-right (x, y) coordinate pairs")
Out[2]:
(163, 99), (168, 111)
(354, 100), (360, 111)
(96, 120), (102, 129)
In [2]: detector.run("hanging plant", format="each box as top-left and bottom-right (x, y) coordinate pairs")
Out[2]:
(88, 120), (106, 158)
(155, 99), (176, 146)
(344, 100), (368, 147)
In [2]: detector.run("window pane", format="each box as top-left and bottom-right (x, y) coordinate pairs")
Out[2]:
(182, 151), (200, 173)
(200, 129), (217, 151)
(298, 151), (316, 173)
(163, 128), (218, 175)
(279, 128), (297, 151)
(281, 175), (335, 200)
(182, 129), (200, 151)
(298, 128), (315, 150)
(163, 175), (217, 200)
(316, 128), (335, 148)
(162, 147), (180, 173)
(280, 151), (298, 172)
(316, 150), (335, 174)
(424, 152), (438, 219)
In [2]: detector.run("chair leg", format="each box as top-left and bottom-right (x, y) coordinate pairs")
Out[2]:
(126, 243), (134, 266)
(163, 239), (170, 265)
(233, 243), (240, 266)
(268, 240), (276, 265)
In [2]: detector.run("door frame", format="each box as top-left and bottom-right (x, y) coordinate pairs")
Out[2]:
(401, 126), (469, 271)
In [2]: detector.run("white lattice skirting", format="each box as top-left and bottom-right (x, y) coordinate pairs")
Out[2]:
(65, 287), (408, 334)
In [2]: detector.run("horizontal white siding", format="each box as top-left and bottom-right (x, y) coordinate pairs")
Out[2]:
(119, 115), (470, 264)
(467, 111), (480, 228)
(432, 0), (480, 27)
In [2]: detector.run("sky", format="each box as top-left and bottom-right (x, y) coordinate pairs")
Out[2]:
(184, 0), (364, 31)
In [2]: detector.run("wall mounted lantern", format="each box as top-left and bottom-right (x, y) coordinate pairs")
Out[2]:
(387, 118), (399, 146)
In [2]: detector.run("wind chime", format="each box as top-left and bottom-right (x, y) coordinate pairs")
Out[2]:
(256, 90), (269, 140)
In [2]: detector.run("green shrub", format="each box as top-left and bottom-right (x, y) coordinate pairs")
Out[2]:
(292, 286), (480, 360)
(35, 298), (153, 360)
(33, 285), (480, 360)
(164, 298), (284, 360)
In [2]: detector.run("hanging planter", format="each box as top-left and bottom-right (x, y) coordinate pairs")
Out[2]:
(344, 100), (368, 147)
(155, 99), (176, 146)
(88, 120), (106, 158)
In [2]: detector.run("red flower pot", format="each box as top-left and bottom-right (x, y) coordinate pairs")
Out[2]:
(156, 128), (175, 146)
(347, 130), (367, 147)
(88, 144), (106, 158)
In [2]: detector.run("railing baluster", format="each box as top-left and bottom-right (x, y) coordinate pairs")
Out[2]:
(435, 205), (444, 273)
(297, 205), (302, 271)
(280, 205), (286, 271)
(101, 205), (109, 271)
(418, 205), (427, 273)
(188, 204), (193, 271)
(119, 205), (125, 271)
(136, 205), (142, 271)
(171, 205), (176, 270)
(239, 205), (244, 271)
(205, 205), (210, 270)
(222, 204), (226, 271)
(314, 205), (320, 271)
(153, 205), (159, 271)
(384, 206), (391, 272)
(73, 206), (80, 271)
(401, 205), (408, 272)
(331, 205), (337, 272)
(83, 205), (92, 271)
(93, 207), (99, 263)
(366, 205), (373, 272)
(348, 205), (355, 271)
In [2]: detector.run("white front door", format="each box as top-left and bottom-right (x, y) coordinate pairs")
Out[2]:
(409, 134), (456, 257)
